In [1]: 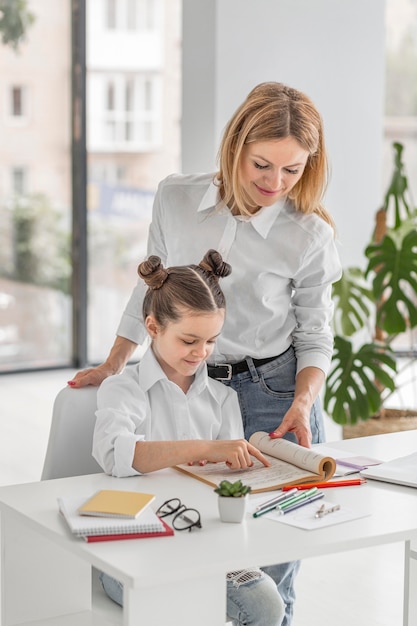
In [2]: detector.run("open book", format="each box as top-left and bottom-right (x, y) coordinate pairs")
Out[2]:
(175, 431), (336, 493)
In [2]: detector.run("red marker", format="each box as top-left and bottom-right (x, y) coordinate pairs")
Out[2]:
(282, 479), (366, 491)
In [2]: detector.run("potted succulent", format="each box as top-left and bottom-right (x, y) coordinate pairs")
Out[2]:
(214, 479), (252, 523)
(324, 142), (417, 437)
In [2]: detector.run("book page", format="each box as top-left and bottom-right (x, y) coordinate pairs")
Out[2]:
(249, 432), (336, 478)
(175, 456), (325, 493)
(175, 434), (336, 493)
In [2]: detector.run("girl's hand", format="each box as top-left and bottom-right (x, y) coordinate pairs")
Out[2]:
(204, 440), (271, 470)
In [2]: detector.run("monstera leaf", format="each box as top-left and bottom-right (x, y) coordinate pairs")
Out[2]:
(365, 229), (417, 335)
(324, 336), (397, 425)
(331, 267), (374, 337)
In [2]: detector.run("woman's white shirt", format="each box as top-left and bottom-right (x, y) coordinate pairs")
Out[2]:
(117, 172), (342, 375)
(93, 346), (244, 477)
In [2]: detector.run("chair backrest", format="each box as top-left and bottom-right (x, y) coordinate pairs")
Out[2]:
(41, 386), (103, 480)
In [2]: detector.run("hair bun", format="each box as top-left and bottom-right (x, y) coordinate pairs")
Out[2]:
(138, 255), (169, 289)
(199, 249), (232, 279)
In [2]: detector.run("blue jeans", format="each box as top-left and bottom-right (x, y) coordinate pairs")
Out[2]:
(223, 347), (325, 626)
(99, 568), (285, 625)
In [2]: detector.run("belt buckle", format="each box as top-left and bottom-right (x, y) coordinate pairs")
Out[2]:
(215, 364), (232, 381)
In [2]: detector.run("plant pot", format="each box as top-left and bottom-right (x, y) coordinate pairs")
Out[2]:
(217, 495), (248, 523)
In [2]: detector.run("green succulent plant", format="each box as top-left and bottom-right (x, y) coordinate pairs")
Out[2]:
(214, 479), (251, 497)
(325, 142), (417, 426)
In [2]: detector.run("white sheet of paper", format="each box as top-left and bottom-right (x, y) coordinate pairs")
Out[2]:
(249, 495), (371, 530)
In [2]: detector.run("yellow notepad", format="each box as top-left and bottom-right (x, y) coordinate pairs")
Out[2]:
(78, 489), (155, 519)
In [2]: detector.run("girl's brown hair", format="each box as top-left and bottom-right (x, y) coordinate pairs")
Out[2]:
(217, 81), (334, 229)
(138, 249), (231, 327)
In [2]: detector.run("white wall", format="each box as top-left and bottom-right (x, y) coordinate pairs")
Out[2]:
(181, 0), (386, 269)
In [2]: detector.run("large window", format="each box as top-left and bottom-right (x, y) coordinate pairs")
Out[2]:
(0, 1), (72, 372)
(0, 0), (181, 372)
(86, 0), (181, 364)
(384, 0), (417, 200)
(383, 0), (417, 375)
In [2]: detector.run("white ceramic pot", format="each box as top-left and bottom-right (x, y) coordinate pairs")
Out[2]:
(217, 495), (248, 523)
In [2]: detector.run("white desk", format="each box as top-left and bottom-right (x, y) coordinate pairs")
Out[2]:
(1, 430), (417, 626)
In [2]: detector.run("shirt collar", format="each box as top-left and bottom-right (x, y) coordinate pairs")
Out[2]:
(139, 346), (216, 399)
(197, 178), (286, 239)
(138, 347), (167, 391)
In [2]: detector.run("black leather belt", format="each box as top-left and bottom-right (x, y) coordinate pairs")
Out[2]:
(207, 355), (278, 381)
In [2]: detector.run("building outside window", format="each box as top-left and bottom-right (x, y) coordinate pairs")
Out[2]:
(87, 0), (180, 364)
(0, 0), (181, 372)
(0, 1), (72, 372)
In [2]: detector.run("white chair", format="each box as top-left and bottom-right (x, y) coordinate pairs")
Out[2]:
(42, 385), (123, 621)
(41, 386), (102, 480)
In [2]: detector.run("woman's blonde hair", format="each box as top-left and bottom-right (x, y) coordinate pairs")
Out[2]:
(217, 82), (334, 228)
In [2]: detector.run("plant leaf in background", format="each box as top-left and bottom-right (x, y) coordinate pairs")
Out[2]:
(332, 267), (374, 337)
(0, 0), (35, 51)
(365, 229), (417, 335)
(326, 142), (417, 425)
(383, 142), (412, 229)
(325, 337), (397, 425)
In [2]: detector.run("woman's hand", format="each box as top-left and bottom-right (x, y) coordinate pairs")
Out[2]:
(67, 336), (139, 388)
(269, 403), (312, 448)
(269, 366), (325, 448)
(67, 363), (117, 388)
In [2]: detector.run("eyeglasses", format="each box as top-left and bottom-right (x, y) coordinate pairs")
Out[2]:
(156, 498), (202, 532)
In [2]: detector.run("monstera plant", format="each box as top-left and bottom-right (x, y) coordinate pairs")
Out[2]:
(325, 142), (417, 426)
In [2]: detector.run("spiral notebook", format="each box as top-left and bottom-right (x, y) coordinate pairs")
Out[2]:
(58, 495), (166, 537)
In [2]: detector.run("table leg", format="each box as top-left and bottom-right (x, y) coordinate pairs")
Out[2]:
(123, 570), (227, 626)
(403, 539), (417, 626)
(1, 511), (91, 625)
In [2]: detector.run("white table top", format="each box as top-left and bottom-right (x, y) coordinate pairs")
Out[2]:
(1, 430), (417, 589)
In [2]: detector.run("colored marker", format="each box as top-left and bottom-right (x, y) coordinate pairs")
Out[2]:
(278, 492), (324, 515)
(282, 479), (366, 491)
(254, 488), (298, 512)
(276, 487), (318, 511)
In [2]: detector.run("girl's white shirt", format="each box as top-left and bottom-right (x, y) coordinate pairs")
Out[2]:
(93, 346), (244, 477)
(117, 173), (342, 376)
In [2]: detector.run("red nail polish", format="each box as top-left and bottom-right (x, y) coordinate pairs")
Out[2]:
(67, 381), (76, 386)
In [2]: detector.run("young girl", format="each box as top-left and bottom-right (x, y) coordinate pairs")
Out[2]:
(93, 249), (285, 626)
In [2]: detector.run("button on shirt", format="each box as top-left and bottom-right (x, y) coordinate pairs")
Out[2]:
(93, 346), (244, 477)
(117, 173), (342, 375)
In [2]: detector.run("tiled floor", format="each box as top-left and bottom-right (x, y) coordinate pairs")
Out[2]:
(0, 368), (408, 625)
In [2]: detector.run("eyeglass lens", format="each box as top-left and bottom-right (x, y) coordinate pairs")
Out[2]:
(156, 498), (201, 531)
(173, 507), (201, 531)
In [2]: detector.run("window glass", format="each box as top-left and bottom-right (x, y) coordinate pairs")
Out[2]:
(10, 86), (26, 117)
(86, 0), (181, 363)
(384, 0), (417, 199)
(0, 2), (72, 372)
(384, 0), (417, 355)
